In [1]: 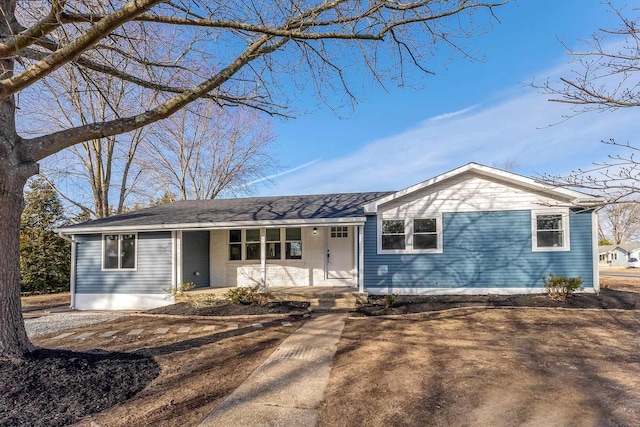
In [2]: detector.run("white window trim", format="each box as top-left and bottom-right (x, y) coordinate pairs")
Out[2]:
(377, 214), (443, 254)
(101, 233), (138, 271)
(284, 227), (303, 261)
(531, 209), (570, 252)
(228, 227), (304, 262)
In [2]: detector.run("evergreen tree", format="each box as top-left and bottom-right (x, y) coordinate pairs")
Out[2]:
(20, 179), (71, 293)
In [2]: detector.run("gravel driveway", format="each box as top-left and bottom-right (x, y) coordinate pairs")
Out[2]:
(25, 313), (124, 337)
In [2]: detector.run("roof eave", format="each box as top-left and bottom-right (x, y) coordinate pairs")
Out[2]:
(55, 217), (368, 235)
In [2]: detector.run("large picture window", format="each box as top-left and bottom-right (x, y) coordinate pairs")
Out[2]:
(228, 228), (303, 261)
(532, 210), (570, 251)
(103, 234), (136, 270)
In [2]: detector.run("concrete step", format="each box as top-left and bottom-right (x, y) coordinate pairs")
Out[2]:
(271, 292), (367, 305)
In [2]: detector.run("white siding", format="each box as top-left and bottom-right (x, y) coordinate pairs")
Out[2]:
(209, 226), (353, 287)
(379, 172), (566, 218)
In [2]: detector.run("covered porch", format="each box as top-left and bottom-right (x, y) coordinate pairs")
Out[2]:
(174, 224), (366, 293)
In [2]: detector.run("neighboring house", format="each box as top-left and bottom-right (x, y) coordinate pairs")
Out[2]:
(598, 243), (640, 266)
(56, 163), (603, 310)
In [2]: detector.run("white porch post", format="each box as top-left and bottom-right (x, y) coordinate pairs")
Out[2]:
(260, 228), (266, 291)
(175, 230), (183, 291)
(69, 238), (77, 308)
(358, 225), (364, 293)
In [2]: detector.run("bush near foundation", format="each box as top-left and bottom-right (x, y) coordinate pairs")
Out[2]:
(543, 274), (583, 301)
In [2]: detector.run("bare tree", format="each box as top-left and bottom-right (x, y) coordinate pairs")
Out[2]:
(35, 66), (147, 218)
(535, 2), (640, 203)
(143, 100), (277, 200)
(598, 202), (640, 244)
(0, 0), (505, 360)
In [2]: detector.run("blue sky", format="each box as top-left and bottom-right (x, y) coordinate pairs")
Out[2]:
(258, 0), (639, 196)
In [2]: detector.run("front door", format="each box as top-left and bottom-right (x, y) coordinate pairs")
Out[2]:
(327, 226), (354, 280)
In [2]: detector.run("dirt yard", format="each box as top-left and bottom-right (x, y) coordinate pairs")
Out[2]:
(6, 274), (640, 426)
(318, 308), (640, 427)
(12, 315), (302, 427)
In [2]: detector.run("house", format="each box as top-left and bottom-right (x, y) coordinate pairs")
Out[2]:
(56, 163), (603, 310)
(598, 243), (640, 266)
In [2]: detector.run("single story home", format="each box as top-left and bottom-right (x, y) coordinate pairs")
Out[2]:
(598, 243), (640, 266)
(56, 163), (603, 310)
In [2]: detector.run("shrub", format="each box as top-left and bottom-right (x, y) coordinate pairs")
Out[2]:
(224, 285), (260, 305)
(384, 293), (398, 309)
(164, 281), (195, 296)
(543, 274), (583, 301)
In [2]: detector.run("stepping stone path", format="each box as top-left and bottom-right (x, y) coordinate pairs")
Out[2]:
(46, 320), (300, 342)
(74, 332), (96, 340)
(53, 332), (75, 340)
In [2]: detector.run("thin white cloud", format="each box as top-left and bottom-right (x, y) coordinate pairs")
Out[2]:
(244, 158), (321, 187)
(264, 45), (640, 196)
(427, 105), (479, 122)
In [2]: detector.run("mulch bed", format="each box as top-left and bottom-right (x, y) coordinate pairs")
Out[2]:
(145, 300), (310, 316)
(0, 349), (159, 427)
(354, 288), (640, 316)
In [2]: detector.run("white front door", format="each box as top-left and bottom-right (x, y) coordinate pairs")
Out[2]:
(327, 226), (354, 280)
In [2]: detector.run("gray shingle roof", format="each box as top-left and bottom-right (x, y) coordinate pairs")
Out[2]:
(60, 192), (393, 232)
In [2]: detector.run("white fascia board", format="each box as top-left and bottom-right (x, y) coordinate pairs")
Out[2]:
(55, 217), (367, 235)
(363, 162), (599, 213)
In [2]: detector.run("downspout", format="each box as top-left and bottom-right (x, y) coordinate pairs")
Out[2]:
(57, 232), (76, 309)
(260, 229), (266, 292)
(592, 210), (600, 293)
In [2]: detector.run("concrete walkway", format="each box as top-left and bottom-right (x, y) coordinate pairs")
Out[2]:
(198, 313), (347, 427)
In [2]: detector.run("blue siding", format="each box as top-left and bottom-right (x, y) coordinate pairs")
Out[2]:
(75, 232), (172, 294)
(364, 210), (594, 292)
(182, 231), (210, 288)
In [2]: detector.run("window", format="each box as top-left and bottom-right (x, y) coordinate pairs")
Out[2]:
(103, 234), (136, 270)
(382, 220), (405, 250)
(286, 228), (302, 259)
(379, 215), (442, 253)
(414, 218), (437, 250)
(532, 211), (569, 251)
(229, 229), (242, 260)
(266, 228), (281, 260)
(227, 228), (303, 261)
(246, 229), (261, 260)
(331, 226), (348, 238)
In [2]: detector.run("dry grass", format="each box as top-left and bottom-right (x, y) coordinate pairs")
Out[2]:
(318, 309), (640, 427)
(32, 315), (300, 427)
(21, 292), (70, 312)
(599, 275), (640, 292)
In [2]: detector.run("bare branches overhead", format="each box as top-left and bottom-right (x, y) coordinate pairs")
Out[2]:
(535, 2), (640, 112)
(6, 0), (504, 162)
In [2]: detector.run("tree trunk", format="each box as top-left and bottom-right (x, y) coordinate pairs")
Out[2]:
(0, 5), (38, 359)
(0, 176), (35, 361)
